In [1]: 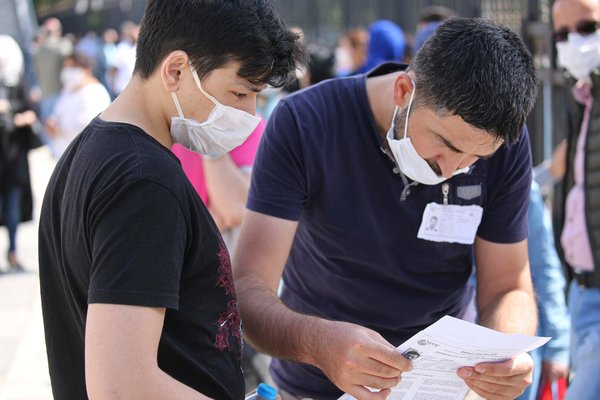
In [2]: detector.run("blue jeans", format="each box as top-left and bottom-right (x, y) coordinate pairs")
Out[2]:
(1, 186), (21, 253)
(39, 94), (59, 146)
(517, 347), (541, 400)
(565, 281), (600, 400)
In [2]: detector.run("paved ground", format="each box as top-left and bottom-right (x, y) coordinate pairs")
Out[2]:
(0, 147), (55, 400)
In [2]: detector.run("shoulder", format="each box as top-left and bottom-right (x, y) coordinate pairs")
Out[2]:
(270, 76), (366, 137)
(282, 76), (364, 115)
(75, 120), (186, 188)
(66, 123), (195, 223)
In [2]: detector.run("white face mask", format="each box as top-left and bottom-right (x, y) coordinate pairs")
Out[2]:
(60, 67), (85, 91)
(170, 65), (261, 157)
(557, 31), (600, 81)
(386, 79), (470, 185)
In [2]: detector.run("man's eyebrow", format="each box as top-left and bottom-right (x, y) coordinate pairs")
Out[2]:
(233, 80), (263, 93)
(435, 132), (498, 159)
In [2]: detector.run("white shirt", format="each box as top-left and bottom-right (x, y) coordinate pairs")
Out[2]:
(113, 40), (136, 94)
(51, 82), (111, 158)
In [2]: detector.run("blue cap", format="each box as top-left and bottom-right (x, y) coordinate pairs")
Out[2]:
(257, 383), (278, 400)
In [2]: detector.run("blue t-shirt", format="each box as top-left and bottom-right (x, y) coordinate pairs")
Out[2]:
(247, 65), (532, 399)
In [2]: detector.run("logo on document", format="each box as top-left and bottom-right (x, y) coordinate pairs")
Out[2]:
(417, 339), (439, 347)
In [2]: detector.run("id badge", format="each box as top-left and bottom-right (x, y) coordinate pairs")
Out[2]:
(417, 202), (483, 245)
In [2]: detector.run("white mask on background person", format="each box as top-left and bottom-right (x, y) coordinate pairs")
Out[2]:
(386, 79), (470, 185)
(60, 67), (85, 91)
(334, 46), (353, 76)
(170, 64), (261, 157)
(557, 31), (600, 81)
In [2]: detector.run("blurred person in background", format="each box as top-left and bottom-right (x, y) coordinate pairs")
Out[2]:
(45, 52), (111, 159)
(102, 28), (119, 98)
(335, 28), (369, 77)
(112, 21), (138, 96)
(0, 35), (41, 272)
(413, 6), (457, 54)
(304, 44), (336, 86)
(515, 181), (570, 400)
(354, 19), (406, 74)
(533, 139), (567, 197)
(33, 18), (72, 142)
(75, 31), (102, 65)
(256, 85), (284, 122)
(75, 31), (105, 85)
(552, 0), (600, 398)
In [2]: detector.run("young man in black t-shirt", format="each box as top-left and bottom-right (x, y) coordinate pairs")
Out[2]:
(38, 1), (305, 399)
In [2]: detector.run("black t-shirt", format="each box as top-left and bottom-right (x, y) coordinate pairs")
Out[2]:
(39, 118), (244, 400)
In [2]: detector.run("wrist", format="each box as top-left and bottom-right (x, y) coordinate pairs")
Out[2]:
(296, 316), (331, 367)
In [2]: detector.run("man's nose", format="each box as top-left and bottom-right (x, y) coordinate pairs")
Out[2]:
(240, 95), (258, 116)
(439, 154), (477, 177)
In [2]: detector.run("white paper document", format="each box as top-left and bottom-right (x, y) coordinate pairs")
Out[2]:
(339, 316), (550, 400)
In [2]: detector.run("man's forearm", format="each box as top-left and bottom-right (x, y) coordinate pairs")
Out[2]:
(477, 288), (538, 335)
(236, 276), (325, 366)
(88, 366), (211, 400)
(203, 156), (250, 229)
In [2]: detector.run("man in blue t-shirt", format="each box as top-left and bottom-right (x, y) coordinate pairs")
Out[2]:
(234, 18), (539, 400)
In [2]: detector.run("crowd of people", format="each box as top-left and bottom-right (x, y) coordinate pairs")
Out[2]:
(0, 17), (138, 273)
(0, 0), (598, 399)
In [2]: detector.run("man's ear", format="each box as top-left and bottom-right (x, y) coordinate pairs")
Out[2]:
(160, 50), (189, 93)
(392, 72), (416, 108)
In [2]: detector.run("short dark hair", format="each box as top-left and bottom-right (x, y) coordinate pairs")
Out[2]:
(135, 0), (306, 87)
(408, 18), (537, 143)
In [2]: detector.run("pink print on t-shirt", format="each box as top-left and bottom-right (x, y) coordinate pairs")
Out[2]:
(214, 242), (242, 352)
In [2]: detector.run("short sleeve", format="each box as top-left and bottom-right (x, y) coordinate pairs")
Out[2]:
(247, 101), (308, 221)
(88, 179), (187, 309)
(477, 127), (532, 243)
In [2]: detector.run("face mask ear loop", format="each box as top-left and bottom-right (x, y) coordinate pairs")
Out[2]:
(189, 63), (220, 107)
(170, 92), (185, 118)
(403, 79), (416, 139)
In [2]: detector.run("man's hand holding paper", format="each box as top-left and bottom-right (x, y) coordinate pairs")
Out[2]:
(458, 352), (534, 399)
(339, 316), (549, 400)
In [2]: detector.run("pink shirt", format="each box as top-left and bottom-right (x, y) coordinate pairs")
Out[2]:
(172, 118), (266, 208)
(561, 82), (595, 271)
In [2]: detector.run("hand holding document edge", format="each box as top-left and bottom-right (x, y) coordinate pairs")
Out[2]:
(338, 316), (550, 400)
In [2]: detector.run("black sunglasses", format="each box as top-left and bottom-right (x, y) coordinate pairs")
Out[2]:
(553, 20), (599, 43)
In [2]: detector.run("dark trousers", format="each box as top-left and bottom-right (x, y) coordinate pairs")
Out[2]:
(1, 185), (22, 253)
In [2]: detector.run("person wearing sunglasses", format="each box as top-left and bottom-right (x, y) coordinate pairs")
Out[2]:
(553, 0), (600, 399)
